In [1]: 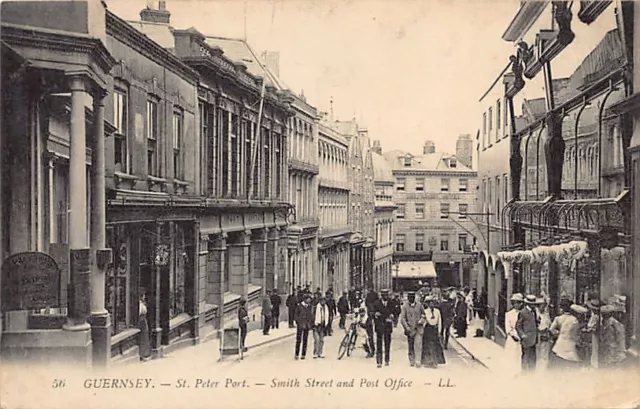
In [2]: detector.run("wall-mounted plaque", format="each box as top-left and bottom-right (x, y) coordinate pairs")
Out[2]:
(2, 252), (61, 311)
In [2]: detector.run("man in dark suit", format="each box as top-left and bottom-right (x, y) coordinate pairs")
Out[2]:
(337, 290), (350, 329)
(262, 290), (273, 335)
(294, 294), (314, 360)
(439, 289), (456, 349)
(270, 289), (282, 329)
(286, 290), (298, 328)
(325, 290), (337, 336)
(516, 294), (539, 372)
(364, 288), (379, 357)
(372, 289), (395, 368)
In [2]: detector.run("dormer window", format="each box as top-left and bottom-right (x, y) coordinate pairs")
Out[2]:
(403, 155), (412, 167)
(449, 158), (457, 168)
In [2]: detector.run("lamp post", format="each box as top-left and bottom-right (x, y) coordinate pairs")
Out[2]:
(393, 260), (400, 292)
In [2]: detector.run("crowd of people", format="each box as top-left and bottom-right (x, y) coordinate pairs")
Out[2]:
(503, 292), (628, 376)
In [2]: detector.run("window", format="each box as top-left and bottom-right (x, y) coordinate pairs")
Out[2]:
(482, 112), (487, 148)
(264, 127), (271, 198)
(220, 110), (229, 196)
(403, 155), (412, 167)
(496, 176), (501, 222)
(440, 203), (450, 219)
(415, 233), (424, 252)
(496, 99), (501, 130)
(147, 99), (159, 176)
(415, 178), (425, 192)
(459, 203), (468, 219)
(275, 134), (282, 197)
(199, 102), (216, 196)
(459, 178), (468, 192)
(449, 159), (457, 168)
(488, 107), (493, 134)
(106, 226), (131, 335)
(113, 88), (130, 173)
(396, 204), (405, 219)
(415, 203), (425, 219)
(458, 234), (468, 252)
(440, 234), (449, 251)
(172, 110), (184, 180)
(504, 174), (509, 205)
(396, 178), (405, 191)
(395, 234), (405, 252)
(441, 178), (450, 192)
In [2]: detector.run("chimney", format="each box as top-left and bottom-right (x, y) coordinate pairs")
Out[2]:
(141, 1), (171, 25)
(423, 140), (435, 155)
(372, 140), (382, 155)
(261, 51), (280, 78)
(456, 134), (473, 168)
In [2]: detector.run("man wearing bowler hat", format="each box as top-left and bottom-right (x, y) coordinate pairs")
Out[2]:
(516, 294), (539, 372)
(372, 289), (395, 368)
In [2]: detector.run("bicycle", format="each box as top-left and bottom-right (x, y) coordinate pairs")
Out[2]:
(338, 316), (358, 359)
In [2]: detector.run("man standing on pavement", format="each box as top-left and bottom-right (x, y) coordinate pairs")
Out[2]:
(516, 294), (539, 372)
(294, 294), (314, 360)
(337, 290), (350, 329)
(453, 291), (468, 338)
(372, 289), (395, 368)
(348, 286), (357, 312)
(270, 289), (282, 330)
(286, 289), (298, 328)
(238, 298), (249, 352)
(325, 290), (337, 336)
(400, 292), (426, 367)
(313, 296), (330, 358)
(365, 288), (379, 358)
(439, 288), (456, 350)
(262, 290), (273, 335)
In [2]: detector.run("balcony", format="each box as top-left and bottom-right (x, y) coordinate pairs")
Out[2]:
(288, 158), (319, 175)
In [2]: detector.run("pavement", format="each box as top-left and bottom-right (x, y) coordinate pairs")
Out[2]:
(449, 318), (510, 373)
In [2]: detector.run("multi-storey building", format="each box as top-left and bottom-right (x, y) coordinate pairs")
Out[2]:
(384, 137), (478, 288)
(371, 142), (395, 291)
(317, 120), (351, 294)
(337, 120), (375, 291)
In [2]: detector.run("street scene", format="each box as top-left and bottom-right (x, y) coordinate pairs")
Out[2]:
(1, 0), (640, 408)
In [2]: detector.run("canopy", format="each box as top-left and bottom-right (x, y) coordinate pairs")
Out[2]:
(396, 261), (437, 279)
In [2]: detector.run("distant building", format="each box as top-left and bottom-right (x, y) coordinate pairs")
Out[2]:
(371, 146), (396, 291)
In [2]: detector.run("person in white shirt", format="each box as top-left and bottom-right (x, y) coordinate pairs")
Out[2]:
(313, 296), (330, 358)
(420, 296), (446, 368)
(536, 296), (552, 373)
(504, 293), (524, 377)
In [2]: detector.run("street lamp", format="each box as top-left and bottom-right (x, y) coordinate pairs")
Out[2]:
(277, 203), (303, 292)
(393, 261), (400, 292)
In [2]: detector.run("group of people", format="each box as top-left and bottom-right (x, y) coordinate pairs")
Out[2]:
(504, 292), (628, 376)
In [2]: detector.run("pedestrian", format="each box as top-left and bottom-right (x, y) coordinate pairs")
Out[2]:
(325, 290), (336, 336)
(337, 290), (350, 329)
(262, 290), (273, 335)
(286, 289), (298, 328)
(363, 289), (376, 357)
(421, 295), (446, 368)
(270, 288), (282, 330)
(391, 292), (402, 327)
(294, 294), (314, 360)
(465, 288), (475, 324)
(313, 296), (330, 359)
(505, 293), (524, 376)
(348, 286), (357, 312)
(238, 298), (249, 352)
(477, 287), (488, 320)
(372, 289), (395, 368)
(585, 297), (603, 368)
(549, 300), (584, 370)
(439, 289), (456, 350)
(536, 296), (552, 373)
(600, 304), (627, 368)
(516, 294), (539, 372)
(296, 285), (304, 304)
(138, 292), (151, 362)
(453, 291), (468, 338)
(400, 292), (425, 367)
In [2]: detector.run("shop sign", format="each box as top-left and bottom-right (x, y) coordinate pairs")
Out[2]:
(2, 252), (61, 311)
(154, 244), (170, 267)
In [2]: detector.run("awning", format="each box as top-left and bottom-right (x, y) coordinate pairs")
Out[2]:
(395, 261), (437, 279)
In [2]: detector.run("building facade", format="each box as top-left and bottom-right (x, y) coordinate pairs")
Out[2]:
(371, 143), (395, 291)
(384, 137), (478, 288)
(317, 121), (351, 295)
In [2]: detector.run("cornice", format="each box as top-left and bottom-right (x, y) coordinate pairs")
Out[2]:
(392, 169), (478, 178)
(105, 11), (199, 84)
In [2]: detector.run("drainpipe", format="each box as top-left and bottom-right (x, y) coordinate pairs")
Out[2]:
(573, 97), (588, 200)
(534, 122), (546, 200)
(597, 79), (616, 198)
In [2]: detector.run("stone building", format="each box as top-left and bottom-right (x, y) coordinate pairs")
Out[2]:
(371, 144), (396, 291)
(317, 120), (351, 294)
(384, 137), (478, 288)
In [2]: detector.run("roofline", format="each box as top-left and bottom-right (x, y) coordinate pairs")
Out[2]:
(502, 1), (549, 42)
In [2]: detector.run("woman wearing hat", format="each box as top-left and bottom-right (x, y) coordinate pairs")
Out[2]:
(420, 296), (446, 368)
(549, 300), (585, 370)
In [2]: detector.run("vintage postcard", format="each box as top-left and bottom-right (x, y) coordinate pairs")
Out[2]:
(0, 0), (639, 408)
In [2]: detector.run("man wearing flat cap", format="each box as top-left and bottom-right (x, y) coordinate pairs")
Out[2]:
(372, 289), (395, 368)
(516, 294), (539, 372)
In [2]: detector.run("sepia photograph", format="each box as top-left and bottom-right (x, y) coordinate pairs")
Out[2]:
(0, 0), (639, 408)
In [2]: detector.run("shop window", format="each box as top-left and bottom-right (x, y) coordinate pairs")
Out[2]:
(173, 109), (184, 181)
(147, 99), (159, 177)
(106, 227), (132, 335)
(441, 178), (450, 192)
(440, 234), (449, 251)
(170, 224), (186, 318)
(395, 234), (405, 252)
(113, 87), (130, 173)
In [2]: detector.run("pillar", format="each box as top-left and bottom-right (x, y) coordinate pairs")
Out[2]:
(150, 223), (165, 357)
(64, 75), (91, 333)
(198, 234), (209, 329)
(277, 227), (288, 293)
(206, 233), (226, 328)
(228, 230), (250, 297)
(89, 91), (112, 368)
(265, 228), (277, 291)
(251, 229), (267, 292)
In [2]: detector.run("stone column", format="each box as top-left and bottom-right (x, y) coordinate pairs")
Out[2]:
(198, 234), (209, 329)
(265, 228), (278, 291)
(228, 230), (250, 297)
(277, 227), (288, 293)
(251, 229), (268, 292)
(89, 91), (112, 368)
(191, 222), (201, 344)
(64, 75), (91, 333)
(207, 233), (226, 328)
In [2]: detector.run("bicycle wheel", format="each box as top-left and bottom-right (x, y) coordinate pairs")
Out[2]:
(337, 333), (350, 360)
(347, 331), (357, 356)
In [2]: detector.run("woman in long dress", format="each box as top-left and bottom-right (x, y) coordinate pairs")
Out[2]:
(139, 293), (151, 361)
(549, 301), (585, 370)
(504, 293), (524, 377)
(421, 296), (446, 368)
